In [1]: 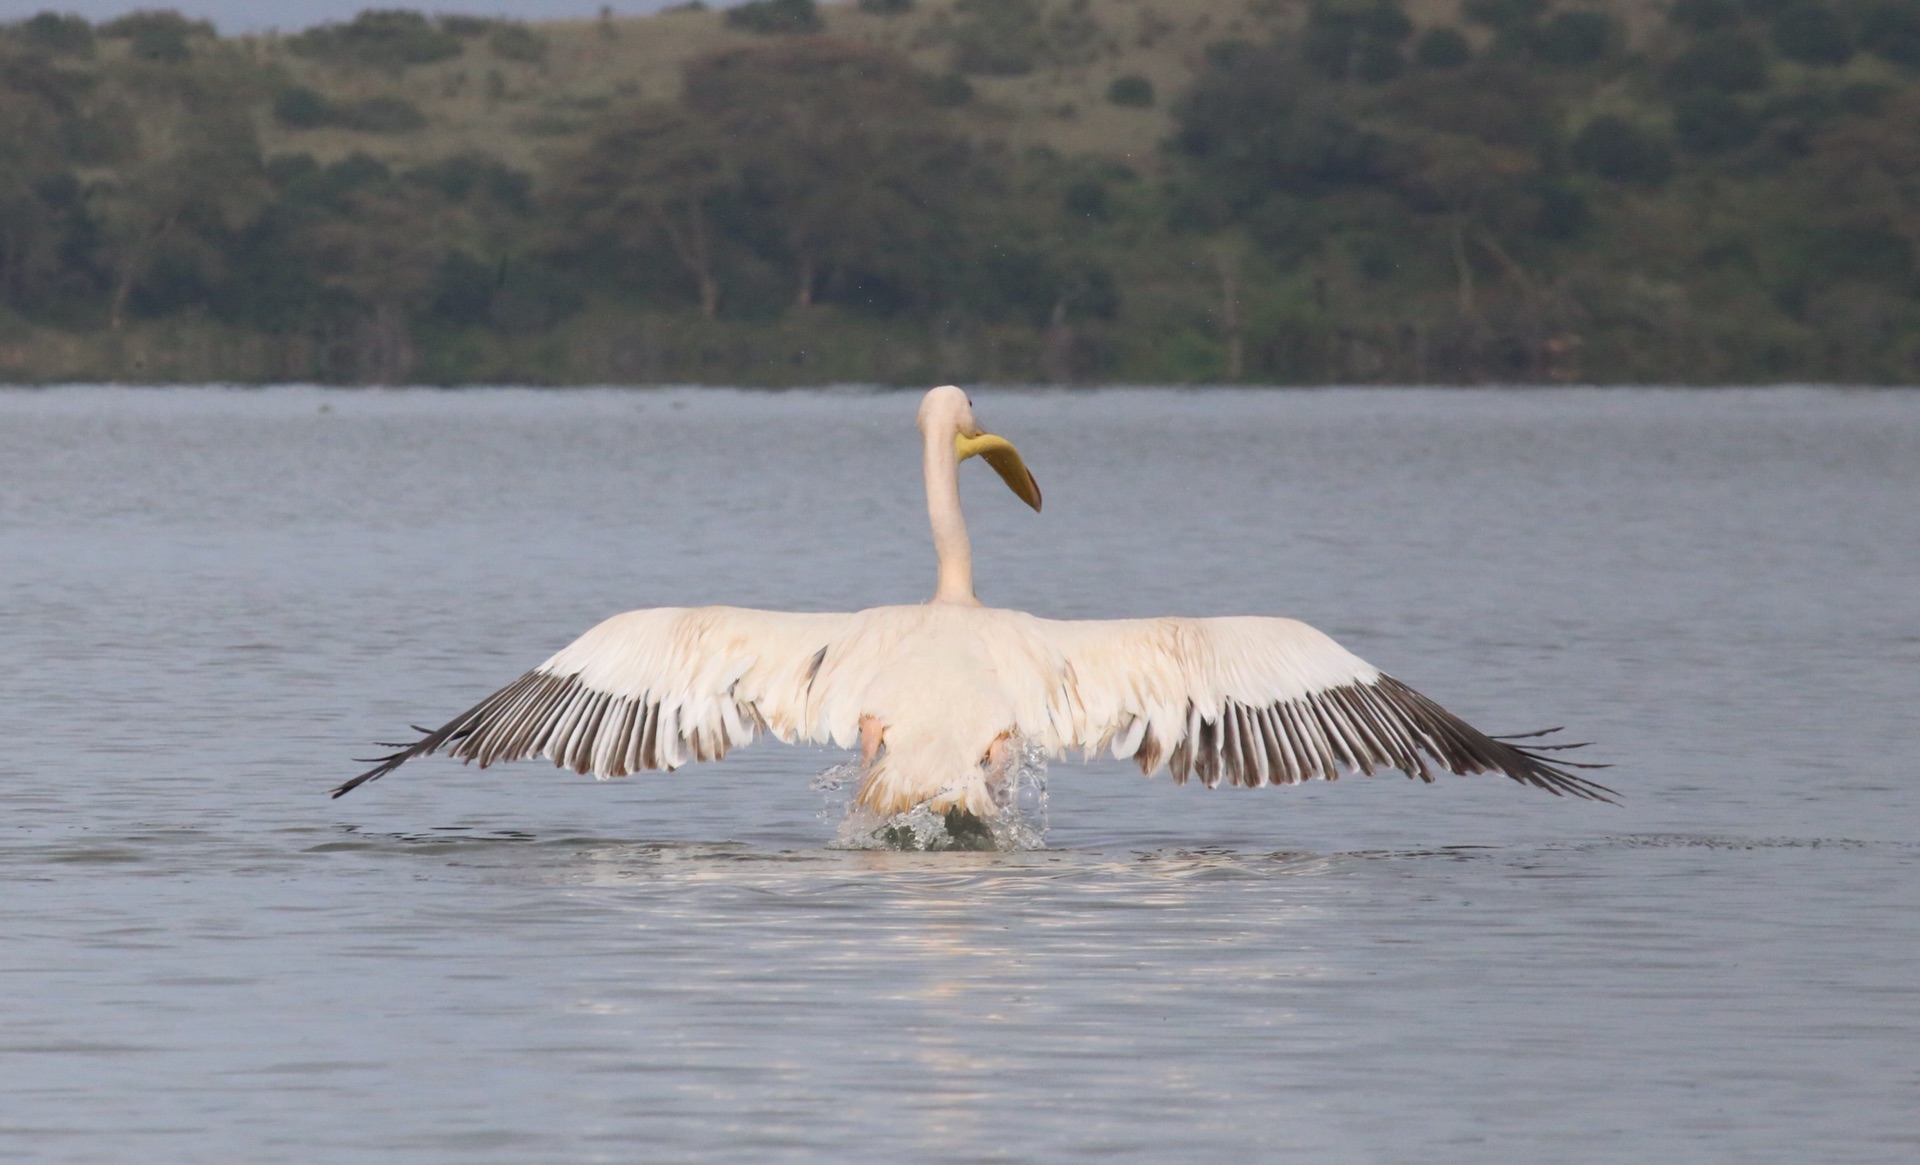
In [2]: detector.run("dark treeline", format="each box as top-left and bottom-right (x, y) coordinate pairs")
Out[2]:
(5, 2), (1920, 383)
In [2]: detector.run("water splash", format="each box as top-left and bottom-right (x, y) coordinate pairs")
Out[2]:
(812, 737), (1049, 851)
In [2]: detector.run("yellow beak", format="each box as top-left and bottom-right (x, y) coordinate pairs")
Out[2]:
(955, 432), (1043, 512)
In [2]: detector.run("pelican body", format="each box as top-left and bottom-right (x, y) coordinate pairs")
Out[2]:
(338, 387), (1609, 816)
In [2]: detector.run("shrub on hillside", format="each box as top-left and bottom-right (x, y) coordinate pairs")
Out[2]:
(1665, 32), (1769, 92)
(1772, 4), (1853, 65)
(407, 154), (533, 211)
(1173, 43), (1393, 203)
(1534, 183), (1591, 239)
(1414, 26), (1471, 68)
(924, 71), (974, 105)
(20, 12), (95, 56)
(1808, 224), (1914, 284)
(1571, 115), (1674, 183)
(102, 10), (212, 62)
(340, 96), (427, 134)
(723, 0), (823, 35)
(288, 10), (463, 68)
(1303, 0), (1413, 84)
(1672, 91), (1761, 154)
(274, 89), (428, 134)
(1860, 1), (1920, 65)
(1063, 179), (1109, 220)
(1462, 0), (1547, 31)
(949, 0), (1041, 75)
(273, 86), (337, 128)
(488, 24), (547, 63)
(1668, 0), (1741, 31)
(1533, 11), (1613, 66)
(439, 16), (498, 38)
(1107, 74), (1154, 106)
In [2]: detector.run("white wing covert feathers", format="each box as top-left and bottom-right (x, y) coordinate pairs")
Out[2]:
(1029, 615), (1609, 798)
(340, 606), (1610, 802)
(334, 607), (849, 797)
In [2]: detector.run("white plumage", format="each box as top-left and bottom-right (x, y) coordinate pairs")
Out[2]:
(338, 387), (1609, 815)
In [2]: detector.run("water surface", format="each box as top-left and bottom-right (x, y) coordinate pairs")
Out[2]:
(2, 387), (1916, 1162)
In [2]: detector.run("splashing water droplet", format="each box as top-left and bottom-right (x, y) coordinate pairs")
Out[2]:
(809, 761), (863, 796)
(814, 737), (1049, 851)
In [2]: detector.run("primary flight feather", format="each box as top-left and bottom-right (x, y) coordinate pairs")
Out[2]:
(338, 386), (1610, 816)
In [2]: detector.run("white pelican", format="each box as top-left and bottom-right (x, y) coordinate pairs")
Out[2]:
(337, 386), (1610, 819)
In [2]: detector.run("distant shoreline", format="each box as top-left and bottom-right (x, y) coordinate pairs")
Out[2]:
(5, 2), (1919, 386)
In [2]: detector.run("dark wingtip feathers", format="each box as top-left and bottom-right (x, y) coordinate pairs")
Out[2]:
(331, 671), (550, 799)
(1373, 678), (1618, 803)
(1161, 677), (1619, 804)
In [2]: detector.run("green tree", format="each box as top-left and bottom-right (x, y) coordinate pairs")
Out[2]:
(286, 10), (462, 68)
(682, 39), (972, 310)
(81, 67), (268, 330)
(1673, 92), (1762, 154)
(1665, 32), (1770, 93)
(558, 106), (733, 318)
(0, 48), (92, 314)
(1172, 44), (1392, 208)
(1772, 4), (1853, 66)
(939, 0), (1104, 79)
(100, 10), (214, 63)
(1415, 27), (1472, 69)
(949, 0), (1042, 75)
(1532, 11), (1614, 67)
(1860, 2), (1920, 66)
(20, 12), (95, 57)
(304, 181), (462, 379)
(1396, 130), (1542, 316)
(1303, 0), (1413, 84)
(1669, 0), (1741, 32)
(1107, 74), (1155, 106)
(722, 0), (823, 35)
(1570, 116), (1674, 184)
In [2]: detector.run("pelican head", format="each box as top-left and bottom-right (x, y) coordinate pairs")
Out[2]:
(918, 386), (1042, 512)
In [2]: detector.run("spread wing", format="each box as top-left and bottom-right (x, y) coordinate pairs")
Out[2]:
(1031, 616), (1613, 800)
(334, 606), (852, 797)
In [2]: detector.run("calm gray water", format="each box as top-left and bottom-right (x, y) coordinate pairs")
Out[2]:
(2, 386), (1916, 1163)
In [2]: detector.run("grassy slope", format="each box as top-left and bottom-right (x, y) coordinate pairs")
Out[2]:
(43, 0), (1896, 385)
(244, 0), (1673, 177)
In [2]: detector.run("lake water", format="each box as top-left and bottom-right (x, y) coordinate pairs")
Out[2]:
(2, 386), (1916, 1163)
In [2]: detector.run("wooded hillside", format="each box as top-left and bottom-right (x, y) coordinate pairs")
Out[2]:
(4, 0), (1920, 383)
